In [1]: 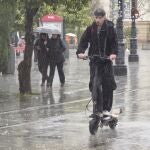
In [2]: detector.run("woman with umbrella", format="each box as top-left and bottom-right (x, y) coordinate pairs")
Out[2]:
(46, 30), (66, 87)
(34, 33), (49, 86)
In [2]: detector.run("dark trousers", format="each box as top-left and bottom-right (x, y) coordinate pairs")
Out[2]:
(89, 62), (115, 113)
(34, 48), (38, 62)
(38, 55), (49, 83)
(47, 62), (65, 85)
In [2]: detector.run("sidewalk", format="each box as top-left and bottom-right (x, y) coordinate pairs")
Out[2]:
(0, 48), (150, 150)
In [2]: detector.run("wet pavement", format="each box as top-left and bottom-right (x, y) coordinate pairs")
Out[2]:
(0, 47), (150, 150)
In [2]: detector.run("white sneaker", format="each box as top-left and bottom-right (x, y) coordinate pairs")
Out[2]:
(98, 112), (103, 117)
(103, 116), (111, 121)
(94, 112), (103, 118)
(103, 110), (110, 116)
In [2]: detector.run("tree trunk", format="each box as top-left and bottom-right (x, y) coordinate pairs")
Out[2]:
(18, 5), (38, 94)
(0, 1), (15, 74)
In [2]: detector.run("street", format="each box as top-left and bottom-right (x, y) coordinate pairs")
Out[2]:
(0, 48), (150, 150)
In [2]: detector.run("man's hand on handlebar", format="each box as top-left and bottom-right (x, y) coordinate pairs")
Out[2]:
(109, 54), (116, 61)
(77, 53), (117, 61)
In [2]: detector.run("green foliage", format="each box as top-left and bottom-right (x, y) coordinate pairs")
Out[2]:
(13, 1), (25, 32)
(0, 0), (91, 72)
(0, 0), (16, 72)
(13, 0), (91, 31)
(34, 3), (54, 27)
(63, 7), (92, 25)
(124, 26), (131, 49)
(61, 0), (89, 13)
(124, 27), (131, 39)
(62, 6), (92, 39)
(13, 0), (59, 31)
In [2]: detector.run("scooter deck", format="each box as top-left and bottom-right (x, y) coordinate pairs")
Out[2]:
(104, 107), (123, 118)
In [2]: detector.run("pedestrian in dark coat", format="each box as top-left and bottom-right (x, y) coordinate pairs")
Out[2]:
(76, 8), (118, 116)
(34, 33), (49, 86)
(47, 33), (66, 87)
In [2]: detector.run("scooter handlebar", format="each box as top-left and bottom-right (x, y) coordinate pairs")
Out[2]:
(86, 55), (110, 61)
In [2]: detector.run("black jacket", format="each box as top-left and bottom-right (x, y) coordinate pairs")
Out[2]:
(76, 20), (118, 56)
(34, 38), (48, 55)
(47, 37), (66, 63)
(34, 38), (49, 65)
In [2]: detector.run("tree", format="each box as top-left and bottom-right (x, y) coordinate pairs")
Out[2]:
(0, 0), (16, 73)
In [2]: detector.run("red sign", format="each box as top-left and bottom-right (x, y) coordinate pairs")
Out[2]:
(41, 14), (63, 22)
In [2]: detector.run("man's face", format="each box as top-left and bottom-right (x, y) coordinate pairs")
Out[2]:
(94, 16), (105, 26)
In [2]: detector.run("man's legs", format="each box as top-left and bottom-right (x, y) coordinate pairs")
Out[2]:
(90, 63), (104, 117)
(89, 63), (95, 92)
(102, 87), (113, 112)
(102, 62), (114, 113)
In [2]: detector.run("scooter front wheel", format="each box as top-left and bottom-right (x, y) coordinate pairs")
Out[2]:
(89, 118), (99, 135)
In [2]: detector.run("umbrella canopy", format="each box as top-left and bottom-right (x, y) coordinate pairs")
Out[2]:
(51, 29), (61, 35)
(34, 26), (52, 34)
(33, 25), (60, 34)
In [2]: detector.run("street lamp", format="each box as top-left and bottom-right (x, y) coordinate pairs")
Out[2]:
(128, 0), (139, 62)
(114, 0), (127, 76)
